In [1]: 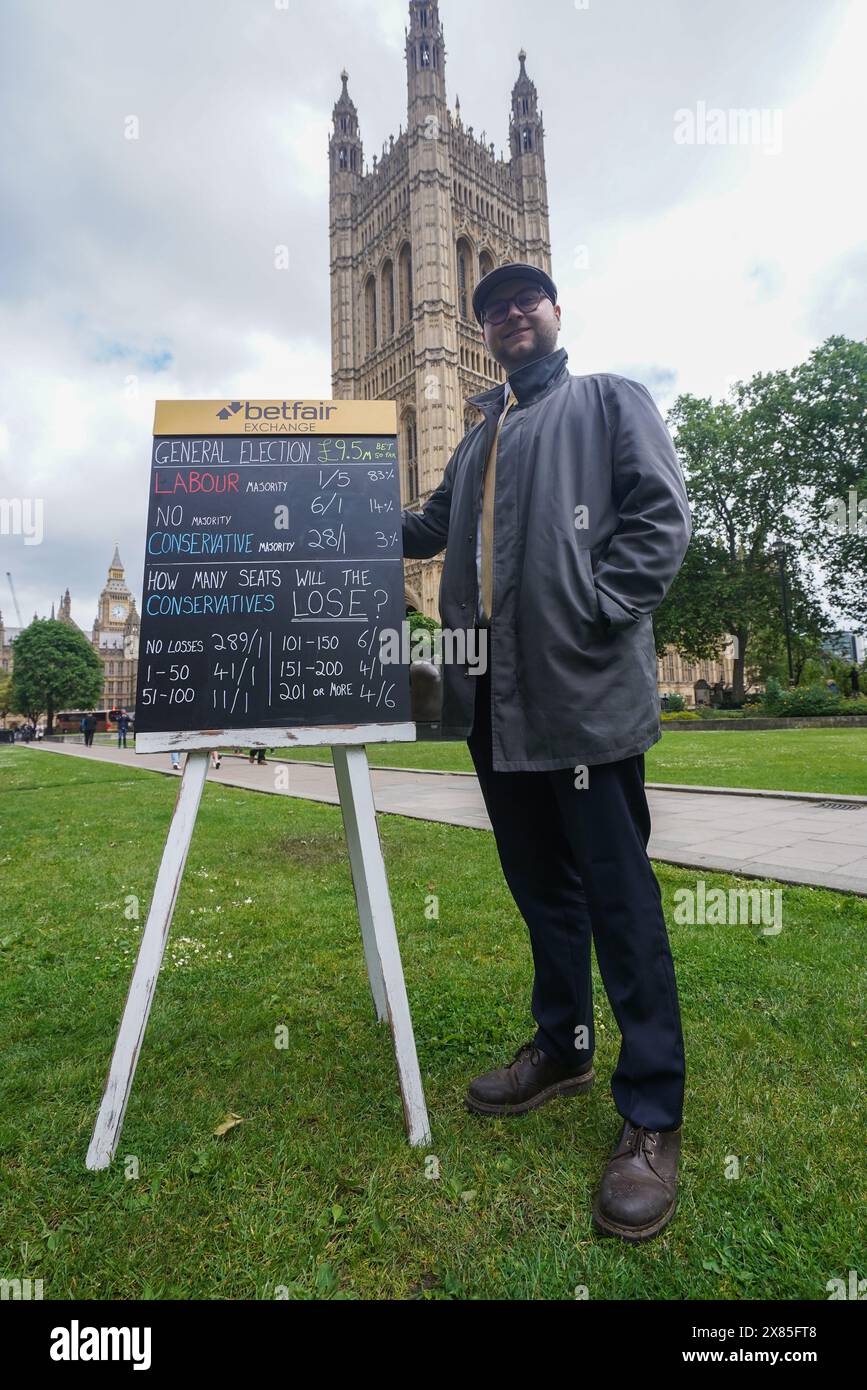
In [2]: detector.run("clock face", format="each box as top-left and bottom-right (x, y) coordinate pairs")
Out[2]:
(111, 604), (127, 620)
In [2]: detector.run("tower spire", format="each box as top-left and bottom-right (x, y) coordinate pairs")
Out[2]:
(510, 48), (543, 157)
(329, 67), (363, 177)
(406, 1), (447, 126)
(509, 49), (550, 270)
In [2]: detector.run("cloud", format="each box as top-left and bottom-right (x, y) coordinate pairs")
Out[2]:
(0, 0), (862, 624)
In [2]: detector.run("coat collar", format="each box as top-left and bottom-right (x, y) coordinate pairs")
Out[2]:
(466, 347), (569, 411)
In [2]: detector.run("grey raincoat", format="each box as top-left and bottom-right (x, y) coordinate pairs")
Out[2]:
(401, 347), (691, 771)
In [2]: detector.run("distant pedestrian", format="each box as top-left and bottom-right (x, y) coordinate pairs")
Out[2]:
(248, 748), (266, 765)
(117, 710), (131, 748)
(210, 750), (222, 770)
(83, 713), (97, 747)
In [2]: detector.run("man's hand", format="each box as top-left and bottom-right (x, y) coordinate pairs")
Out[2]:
(594, 378), (692, 629)
(401, 449), (457, 559)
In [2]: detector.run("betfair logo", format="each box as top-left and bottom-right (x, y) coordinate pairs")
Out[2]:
(215, 401), (340, 422)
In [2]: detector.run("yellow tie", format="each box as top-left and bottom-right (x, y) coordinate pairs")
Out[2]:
(480, 391), (517, 623)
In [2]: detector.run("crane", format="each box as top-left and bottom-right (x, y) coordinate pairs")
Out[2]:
(5, 572), (24, 627)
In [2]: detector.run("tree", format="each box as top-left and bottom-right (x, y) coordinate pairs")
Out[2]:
(660, 340), (866, 691)
(653, 533), (735, 661)
(745, 564), (832, 687)
(0, 671), (13, 726)
(664, 387), (822, 700)
(782, 336), (867, 630)
(10, 620), (103, 733)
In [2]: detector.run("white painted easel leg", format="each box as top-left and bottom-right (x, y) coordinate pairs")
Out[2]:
(86, 750), (210, 1170)
(332, 744), (431, 1147)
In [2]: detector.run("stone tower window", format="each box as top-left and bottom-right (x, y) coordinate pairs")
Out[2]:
(339, 147), (348, 170)
(405, 412), (419, 502)
(522, 127), (533, 152)
(382, 260), (395, 338)
(365, 275), (378, 355)
(399, 244), (413, 325)
(456, 238), (472, 318)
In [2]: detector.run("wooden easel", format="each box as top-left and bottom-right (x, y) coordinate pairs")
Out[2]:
(86, 726), (430, 1170)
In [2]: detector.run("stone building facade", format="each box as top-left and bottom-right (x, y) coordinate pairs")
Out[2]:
(0, 548), (140, 721)
(329, 0), (551, 617)
(0, 613), (21, 677)
(327, 0), (733, 705)
(88, 545), (140, 712)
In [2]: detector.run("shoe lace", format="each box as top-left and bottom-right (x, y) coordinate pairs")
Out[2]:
(510, 1041), (541, 1068)
(626, 1125), (658, 1159)
(621, 1124), (673, 1184)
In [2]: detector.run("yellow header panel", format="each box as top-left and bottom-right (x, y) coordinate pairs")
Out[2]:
(153, 399), (397, 437)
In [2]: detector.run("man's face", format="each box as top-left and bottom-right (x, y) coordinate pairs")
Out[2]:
(481, 277), (561, 372)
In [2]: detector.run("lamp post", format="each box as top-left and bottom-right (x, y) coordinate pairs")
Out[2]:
(773, 539), (794, 686)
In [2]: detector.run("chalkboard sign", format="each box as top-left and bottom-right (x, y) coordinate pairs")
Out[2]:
(134, 399), (414, 753)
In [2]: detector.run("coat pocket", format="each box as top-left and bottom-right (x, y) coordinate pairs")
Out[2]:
(575, 545), (601, 627)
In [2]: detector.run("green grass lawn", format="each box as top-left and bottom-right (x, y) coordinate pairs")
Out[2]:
(270, 726), (867, 795)
(0, 746), (863, 1299)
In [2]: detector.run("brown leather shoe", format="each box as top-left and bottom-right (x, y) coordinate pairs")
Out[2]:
(591, 1120), (681, 1242)
(465, 1041), (595, 1117)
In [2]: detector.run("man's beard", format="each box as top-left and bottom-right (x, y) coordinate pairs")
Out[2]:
(500, 324), (559, 369)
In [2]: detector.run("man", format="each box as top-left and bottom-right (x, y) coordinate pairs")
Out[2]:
(401, 263), (692, 1243)
(117, 710), (130, 749)
(83, 712), (97, 748)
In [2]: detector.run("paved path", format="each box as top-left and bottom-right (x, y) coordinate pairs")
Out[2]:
(26, 741), (867, 896)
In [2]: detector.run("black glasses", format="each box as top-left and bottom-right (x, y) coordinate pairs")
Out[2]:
(482, 285), (551, 326)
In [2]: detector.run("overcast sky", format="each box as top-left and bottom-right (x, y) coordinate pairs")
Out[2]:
(1, 0), (864, 627)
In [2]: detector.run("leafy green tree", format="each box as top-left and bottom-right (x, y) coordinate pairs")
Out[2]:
(784, 336), (867, 629)
(406, 608), (439, 639)
(0, 671), (13, 726)
(10, 620), (103, 733)
(653, 534), (732, 661)
(661, 338), (866, 692)
(663, 389), (817, 700)
(746, 567), (832, 687)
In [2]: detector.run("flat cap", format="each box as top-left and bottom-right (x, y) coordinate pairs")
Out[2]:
(472, 261), (558, 325)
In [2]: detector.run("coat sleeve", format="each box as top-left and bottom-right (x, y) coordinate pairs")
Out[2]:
(593, 376), (692, 630)
(401, 444), (459, 559)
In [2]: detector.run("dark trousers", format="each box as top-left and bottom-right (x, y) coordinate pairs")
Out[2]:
(84, 730), (94, 746)
(466, 653), (685, 1131)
